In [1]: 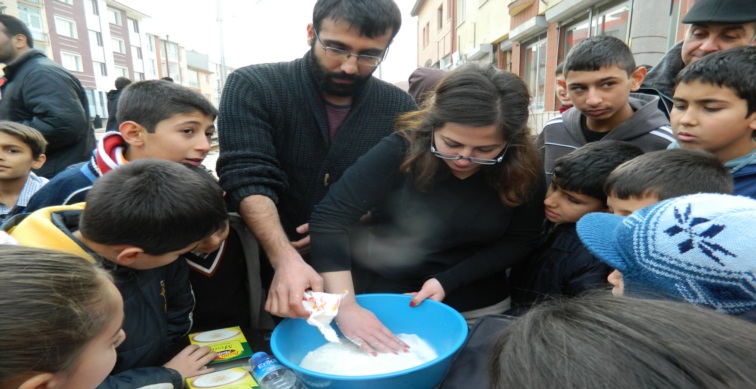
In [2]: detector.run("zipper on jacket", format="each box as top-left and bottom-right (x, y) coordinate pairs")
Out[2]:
(323, 173), (330, 187)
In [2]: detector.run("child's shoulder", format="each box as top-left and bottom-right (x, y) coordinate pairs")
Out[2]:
(26, 162), (96, 212)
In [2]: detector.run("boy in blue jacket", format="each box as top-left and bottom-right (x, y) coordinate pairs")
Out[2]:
(669, 46), (756, 199)
(508, 141), (642, 312)
(3, 159), (229, 388)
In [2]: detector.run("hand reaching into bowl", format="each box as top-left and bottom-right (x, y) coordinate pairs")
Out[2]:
(335, 299), (409, 355)
(406, 278), (446, 307)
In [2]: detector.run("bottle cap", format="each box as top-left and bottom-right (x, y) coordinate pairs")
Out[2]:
(250, 351), (269, 365)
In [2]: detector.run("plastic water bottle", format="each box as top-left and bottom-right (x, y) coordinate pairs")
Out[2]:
(250, 352), (304, 389)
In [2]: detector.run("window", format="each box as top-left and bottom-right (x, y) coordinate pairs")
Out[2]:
(129, 18), (140, 33)
(147, 36), (155, 52)
(54, 17), (77, 39)
(61, 52), (83, 72)
(115, 66), (129, 77)
(167, 42), (178, 61)
(437, 5), (443, 30)
(87, 0), (99, 15)
(108, 8), (122, 25)
(89, 30), (103, 46)
(422, 25), (429, 48)
(591, 2), (630, 40)
(149, 59), (158, 76)
(135, 46), (143, 59)
(667, 0), (682, 49)
(187, 69), (200, 88)
(135, 72), (145, 80)
(94, 61), (107, 76)
(523, 35), (547, 111)
(18, 6), (44, 42)
(561, 1), (630, 58)
(458, 0), (466, 24)
(112, 38), (125, 54)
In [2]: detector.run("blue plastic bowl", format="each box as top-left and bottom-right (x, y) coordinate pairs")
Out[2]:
(270, 293), (468, 389)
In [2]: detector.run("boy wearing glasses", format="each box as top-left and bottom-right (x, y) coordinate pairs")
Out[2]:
(217, 0), (416, 320)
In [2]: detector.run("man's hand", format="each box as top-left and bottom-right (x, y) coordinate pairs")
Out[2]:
(265, 253), (323, 318)
(407, 278), (445, 307)
(238, 196), (323, 318)
(163, 345), (216, 380)
(335, 300), (409, 355)
(291, 223), (310, 254)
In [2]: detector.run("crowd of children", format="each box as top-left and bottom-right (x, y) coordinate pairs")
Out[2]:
(1, 18), (755, 389)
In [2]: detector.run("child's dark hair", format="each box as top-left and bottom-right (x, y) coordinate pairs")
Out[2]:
(555, 61), (564, 77)
(0, 246), (114, 383)
(115, 76), (132, 90)
(488, 294), (756, 389)
(563, 36), (636, 77)
(0, 14), (34, 48)
(605, 149), (733, 201)
(116, 80), (218, 133)
(0, 120), (46, 159)
(313, 0), (402, 41)
(80, 159), (228, 255)
(676, 45), (756, 116)
(552, 141), (643, 205)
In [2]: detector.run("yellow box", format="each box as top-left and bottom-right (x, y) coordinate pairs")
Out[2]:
(189, 326), (252, 364)
(186, 366), (259, 389)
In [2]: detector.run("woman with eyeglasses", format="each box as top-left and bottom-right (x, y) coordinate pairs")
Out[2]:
(308, 63), (544, 354)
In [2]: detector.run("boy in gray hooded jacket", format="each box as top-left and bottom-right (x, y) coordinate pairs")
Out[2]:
(536, 36), (674, 180)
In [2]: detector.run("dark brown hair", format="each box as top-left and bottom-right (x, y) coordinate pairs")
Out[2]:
(489, 294), (756, 389)
(397, 63), (541, 206)
(0, 120), (47, 159)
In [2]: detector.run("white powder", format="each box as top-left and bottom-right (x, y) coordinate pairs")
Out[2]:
(299, 333), (438, 376)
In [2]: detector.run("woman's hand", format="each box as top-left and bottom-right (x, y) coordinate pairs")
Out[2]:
(335, 301), (409, 355)
(407, 278), (445, 307)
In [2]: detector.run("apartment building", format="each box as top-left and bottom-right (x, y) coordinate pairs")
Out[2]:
(186, 50), (216, 106)
(2, 1), (218, 122)
(413, 0), (697, 113)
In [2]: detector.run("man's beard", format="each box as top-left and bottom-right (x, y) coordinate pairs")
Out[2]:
(309, 49), (370, 98)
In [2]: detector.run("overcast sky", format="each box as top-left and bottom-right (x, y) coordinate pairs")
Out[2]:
(120, 0), (418, 84)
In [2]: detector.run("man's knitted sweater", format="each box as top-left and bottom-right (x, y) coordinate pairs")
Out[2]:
(217, 52), (417, 240)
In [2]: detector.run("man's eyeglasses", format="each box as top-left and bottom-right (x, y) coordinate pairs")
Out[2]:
(430, 131), (509, 165)
(313, 29), (385, 67)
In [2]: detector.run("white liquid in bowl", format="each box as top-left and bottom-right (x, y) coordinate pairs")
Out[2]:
(300, 333), (438, 376)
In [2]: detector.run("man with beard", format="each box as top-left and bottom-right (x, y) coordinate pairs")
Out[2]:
(217, 0), (416, 320)
(0, 15), (93, 179)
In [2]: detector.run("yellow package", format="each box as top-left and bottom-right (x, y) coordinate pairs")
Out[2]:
(189, 326), (252, 364)
(186, 366), (259, 388)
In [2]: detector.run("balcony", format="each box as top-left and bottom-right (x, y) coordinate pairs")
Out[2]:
(508, 0), (536, 16)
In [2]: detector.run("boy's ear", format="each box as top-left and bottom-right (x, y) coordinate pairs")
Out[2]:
(115, 246), (144, 266)
(629, 66), (647, 91)
(17, 373), (55, 389)
(31, 154), (46, 170)
(13, 34), (29, 50)
(306, 23), (315, 46)
(120, 121), (147, 147)
(748, 111), (756, 131)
